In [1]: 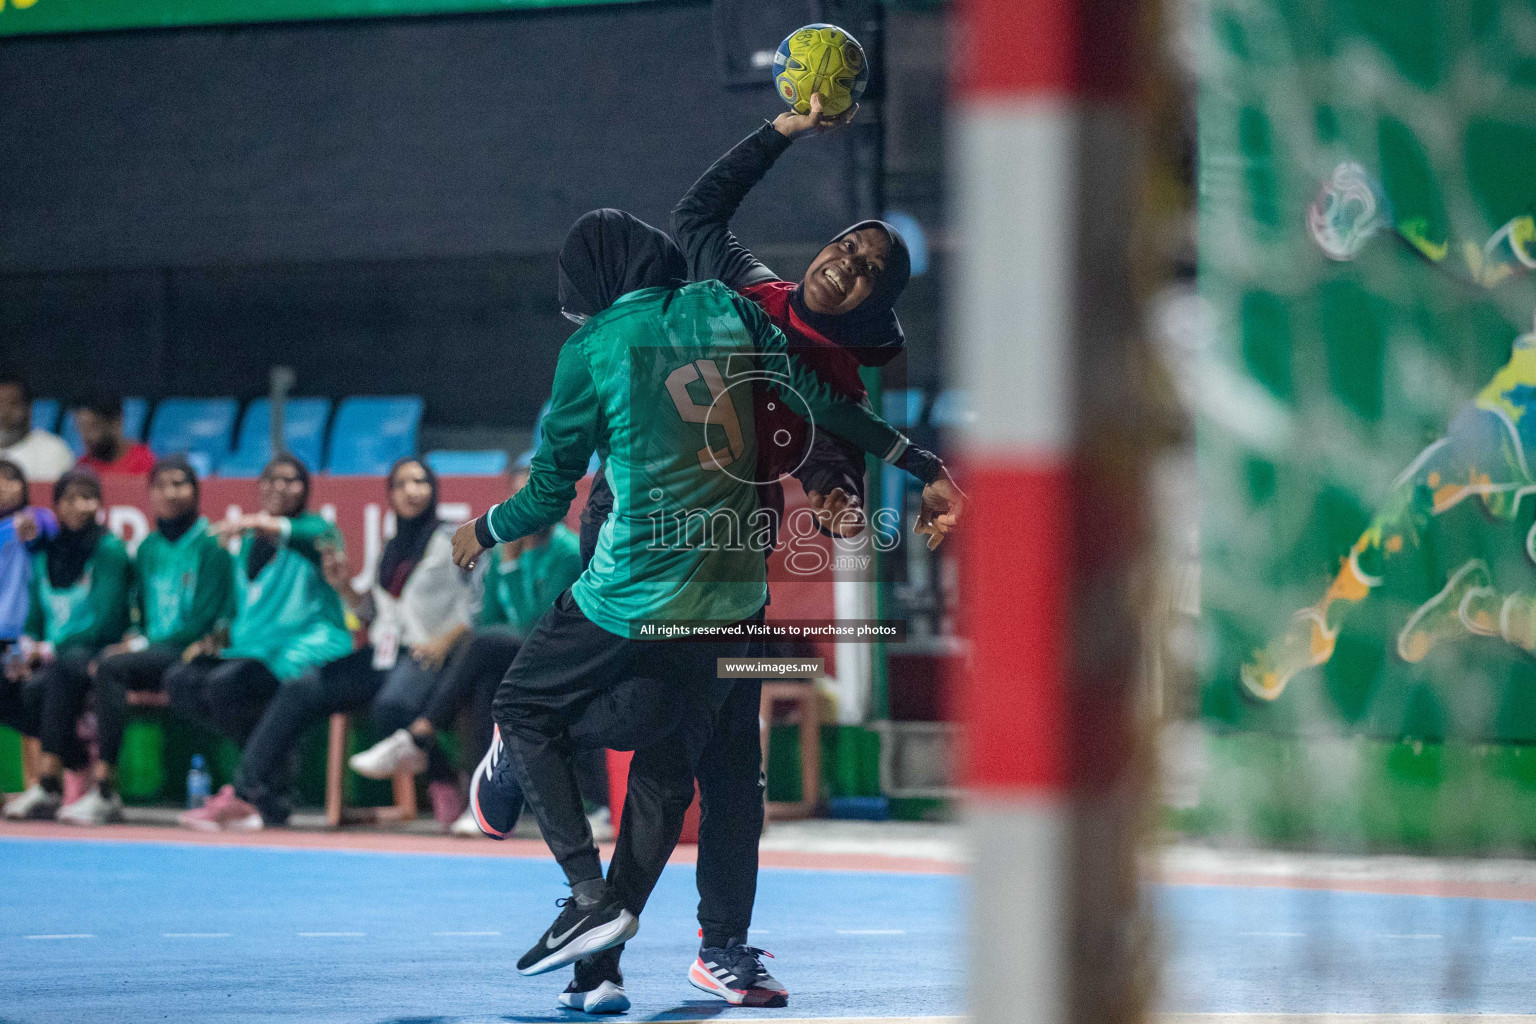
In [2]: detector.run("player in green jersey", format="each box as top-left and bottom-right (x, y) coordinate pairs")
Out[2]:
(449, 209), (963, 979)
(56, 457), (234, 825)
(2, 469), (130, 820)
(166, 455), (352, 830)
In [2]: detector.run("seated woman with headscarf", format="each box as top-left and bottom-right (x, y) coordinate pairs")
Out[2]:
(57, 456), (235, 826)
(209, 456), (479, 828)
(2, 469), (130, 820)
(347, 463), (590, 838)
(166, 455), (353, 831)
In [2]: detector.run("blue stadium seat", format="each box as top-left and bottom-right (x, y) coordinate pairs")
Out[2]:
(882, 389), (925, 429)
(325, 397), (423, 476)
(927, 389), (975, 428)
(218, 398), (332, 478)
(425, 449), (507, 477)
(62, 397), (149, 456)
(184, 451), (214, 480)
(31, 399), (59, 434)
(146, 398), (239, 466)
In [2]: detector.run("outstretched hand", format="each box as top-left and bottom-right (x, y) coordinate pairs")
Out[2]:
(913, 468), (966, 550)
(773, 92), (858, 139)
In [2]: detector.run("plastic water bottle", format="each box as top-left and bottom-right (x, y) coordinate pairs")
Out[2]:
(186, 755), (212, 810)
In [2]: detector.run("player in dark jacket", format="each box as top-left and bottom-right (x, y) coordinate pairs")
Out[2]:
(567, 96), (922, 1011)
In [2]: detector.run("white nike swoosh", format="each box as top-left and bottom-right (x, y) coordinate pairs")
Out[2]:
(547, 916), (589, 949)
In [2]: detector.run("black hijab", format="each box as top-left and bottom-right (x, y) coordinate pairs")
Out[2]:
(557, 208), (688, 319)
(377, 457), (440, 598)
(47, 469), (104, 589)
(789, 219), (913, 366)
(247, 455), (309, 578)
(150, 456), (201, 543)
(0, 458), (25, 519)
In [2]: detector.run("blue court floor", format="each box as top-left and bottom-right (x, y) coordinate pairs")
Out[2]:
(5, 836), (1536, 1022)
(0, 837), (962, 1024)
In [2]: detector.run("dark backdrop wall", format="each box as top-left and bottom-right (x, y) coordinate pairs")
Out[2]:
(0, 0), (874, 429)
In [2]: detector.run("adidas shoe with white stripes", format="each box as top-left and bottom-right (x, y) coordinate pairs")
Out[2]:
(468, 725), (524, 840)
(687, 942), (788, 1007)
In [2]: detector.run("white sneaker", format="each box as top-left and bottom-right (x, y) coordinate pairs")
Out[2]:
(348, 728), (428, 779)
(449, 805), (482, 838)
(57, 787), (124, 826)
(558, 978), (630, 1014)
(588, 806), (614, 843)
(3, 783), (62, 820)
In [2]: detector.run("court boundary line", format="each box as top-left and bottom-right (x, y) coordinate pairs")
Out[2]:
(0, 824), (961, 875)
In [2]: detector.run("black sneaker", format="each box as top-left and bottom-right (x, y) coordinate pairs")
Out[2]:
(468, 724), (525, 839)
(557, 947), (630, 1014)
(687, 942), (788, 1007)
(518, 889), (638, 977)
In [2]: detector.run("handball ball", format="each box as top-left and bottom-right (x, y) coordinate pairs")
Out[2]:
(773, 23), (869, 118)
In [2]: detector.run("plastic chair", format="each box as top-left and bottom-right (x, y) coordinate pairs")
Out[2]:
(61, 397), (148, 456)
(30, 399), (59, 434)
(146, 398), (239, 466)
(325, 397), (423, 476)
(425, 449), (507, 477)
(325, 713), (417, 827)
(218, 398), (332, 478)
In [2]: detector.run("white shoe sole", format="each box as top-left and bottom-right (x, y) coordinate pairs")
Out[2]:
(558, 979), (630, 1014)
(179, 812), (262, 832)
(57, 810), (124, 827)
(468, 728), (508, 839)
(519, 910), (639, 977)
(687, 958), (789, 1007)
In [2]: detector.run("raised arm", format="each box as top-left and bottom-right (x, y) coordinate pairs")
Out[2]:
(671, 123), (790, 289)
(671, 96), (858, 289)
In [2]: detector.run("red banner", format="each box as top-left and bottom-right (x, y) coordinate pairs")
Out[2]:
(28, 472), (839, 632)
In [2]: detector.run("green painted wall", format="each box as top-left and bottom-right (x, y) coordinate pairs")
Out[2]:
(1199, 0), (1536, 742)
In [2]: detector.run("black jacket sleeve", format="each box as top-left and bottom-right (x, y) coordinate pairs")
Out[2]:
(671, 123), (793, 289)
(794, 428), (867, 507)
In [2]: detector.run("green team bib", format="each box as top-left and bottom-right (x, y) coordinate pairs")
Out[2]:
(39, 571), (94, 647)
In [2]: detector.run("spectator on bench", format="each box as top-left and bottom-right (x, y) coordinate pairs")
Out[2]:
(0, 370), (73, 483)
(345, 466), (596, 838)
(167, 455), (352, 831)
(0, 459), (58, 654)
(2, 470), (130, 820)
(71, 391), (155, 477)
(58, 457), (235, 826)
(198, 456), (477, 828)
